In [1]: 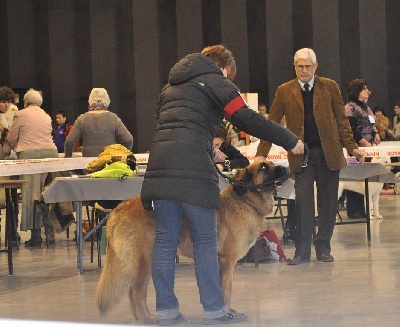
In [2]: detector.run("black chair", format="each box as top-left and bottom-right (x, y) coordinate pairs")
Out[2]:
(266, 196), (289, 244)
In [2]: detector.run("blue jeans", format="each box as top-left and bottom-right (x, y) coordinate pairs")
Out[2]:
(152, 200), (227, 318)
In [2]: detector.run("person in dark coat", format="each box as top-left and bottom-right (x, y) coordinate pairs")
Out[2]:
(213, 124), (249, 171)
(140, 45), (304, 325)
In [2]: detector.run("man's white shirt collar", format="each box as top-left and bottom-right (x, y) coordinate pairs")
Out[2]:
(298, 77), (315, 91)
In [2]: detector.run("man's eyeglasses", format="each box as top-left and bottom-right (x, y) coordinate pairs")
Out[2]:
(295, 64), (314, 71)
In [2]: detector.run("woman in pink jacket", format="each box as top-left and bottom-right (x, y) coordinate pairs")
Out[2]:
(8, 88), (59, 247)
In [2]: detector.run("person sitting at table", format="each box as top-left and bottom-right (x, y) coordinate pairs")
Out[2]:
(0, 86), (20, 244)
(344, 79), (380, 219)
(7, 88), (59, 247)
(373, 106), (393, 141)
(0, 86), (18, 159)
(213, 125), (249, 171)
(64, 87), (133, 158)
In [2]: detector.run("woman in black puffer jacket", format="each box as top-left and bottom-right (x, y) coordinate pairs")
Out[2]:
(141, 45), (304, 325)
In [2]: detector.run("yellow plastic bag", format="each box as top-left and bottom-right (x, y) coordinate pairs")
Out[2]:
(91, 162), (134, 178)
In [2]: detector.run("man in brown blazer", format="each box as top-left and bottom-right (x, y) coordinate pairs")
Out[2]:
(256, 48), (364, 265)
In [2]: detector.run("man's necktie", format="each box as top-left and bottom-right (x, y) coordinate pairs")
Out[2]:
(304, 83), (310, 92)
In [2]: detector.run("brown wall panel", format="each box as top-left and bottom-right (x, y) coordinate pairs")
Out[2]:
(115, 0), (136, 144)
(48, 1), (76, 117)
(220, 0), (249, 92)
(247, 0), (266, 102)
(132, 0), (160, 152)
(7, 0), (35, 89)
(292, 0), (313, 52)
(202, 0), (221, 46)
(312, 0), (340, 84)
(158, 0), (178, 86)
(338, 0), (360, 99)
(176, 0), (203, 58)
(265, 0), (294, 107)
(0, 0), (10, 85)
(387, 0), (400, 117)
(74, 0), (92, 117)
(33, 1), (52, 113)
(359, 0), (388, 111)
(89, 0), (118, 115)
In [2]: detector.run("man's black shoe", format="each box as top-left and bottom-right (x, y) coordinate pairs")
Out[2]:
(316, 253), (334, 262)
(286, 256), (310, 265)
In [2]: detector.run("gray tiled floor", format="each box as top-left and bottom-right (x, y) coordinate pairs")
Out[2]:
(1, 194), (400, 326)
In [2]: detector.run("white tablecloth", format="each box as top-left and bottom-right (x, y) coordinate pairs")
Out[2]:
(0, 157), (96, 177)
(238, 140), (400, 162)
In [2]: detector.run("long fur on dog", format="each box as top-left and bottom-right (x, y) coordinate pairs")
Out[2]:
(95, 162), (286, 324)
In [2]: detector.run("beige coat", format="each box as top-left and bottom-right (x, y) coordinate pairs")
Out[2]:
(256, 76), (358, 172)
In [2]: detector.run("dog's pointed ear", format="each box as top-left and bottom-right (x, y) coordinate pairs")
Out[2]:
(233, 168), (253, 196)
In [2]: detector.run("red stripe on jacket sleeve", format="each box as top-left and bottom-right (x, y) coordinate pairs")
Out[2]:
(224, 95), (246, 118)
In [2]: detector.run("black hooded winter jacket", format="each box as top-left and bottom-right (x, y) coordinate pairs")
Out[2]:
(141, 53), (298, 210)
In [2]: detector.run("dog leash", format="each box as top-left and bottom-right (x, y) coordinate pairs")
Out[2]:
(215, 144), (309, 191)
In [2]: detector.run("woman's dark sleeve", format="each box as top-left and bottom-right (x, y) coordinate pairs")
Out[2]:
(220, 143), (249, 169)
(229, 107), (298, 152)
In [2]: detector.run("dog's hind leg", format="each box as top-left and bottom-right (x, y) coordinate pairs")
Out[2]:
(128, 259), (158, 324)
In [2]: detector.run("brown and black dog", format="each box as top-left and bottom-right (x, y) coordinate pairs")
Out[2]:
(95, 161), (287, 324)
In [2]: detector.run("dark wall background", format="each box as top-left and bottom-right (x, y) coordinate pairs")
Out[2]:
(1, 0), (399, 152)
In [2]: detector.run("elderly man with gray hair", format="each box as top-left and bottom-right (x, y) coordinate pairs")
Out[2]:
(256, 48), (365, 265)
(7, 88), (59, 247)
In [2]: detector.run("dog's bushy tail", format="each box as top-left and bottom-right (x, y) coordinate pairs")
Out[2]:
(95, 216), (133, 315)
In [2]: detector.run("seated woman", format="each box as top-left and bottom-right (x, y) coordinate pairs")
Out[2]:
(344, 79), (379, 219)
(373, 106), (392, 141)
(213, 125), (249, 171)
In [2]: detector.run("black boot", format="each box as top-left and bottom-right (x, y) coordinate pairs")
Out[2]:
(25, 228), (42, 247)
